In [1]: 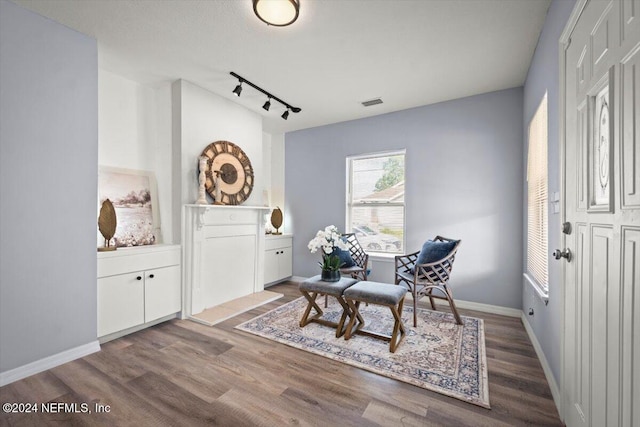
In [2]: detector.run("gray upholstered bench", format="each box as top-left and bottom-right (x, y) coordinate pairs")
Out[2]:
(343, 281), (407, 352)
(298, 275), (362, 338)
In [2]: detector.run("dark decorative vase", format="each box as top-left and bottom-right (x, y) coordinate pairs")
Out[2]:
(321, 269), (340, 282)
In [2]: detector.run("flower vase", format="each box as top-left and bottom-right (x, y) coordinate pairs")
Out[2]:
(321, 269), (340, 282)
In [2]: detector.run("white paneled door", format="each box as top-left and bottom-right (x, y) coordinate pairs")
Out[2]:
(562, 1), (640, 426)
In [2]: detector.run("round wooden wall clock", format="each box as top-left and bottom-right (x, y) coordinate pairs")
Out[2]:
(200, 141), (254, 205)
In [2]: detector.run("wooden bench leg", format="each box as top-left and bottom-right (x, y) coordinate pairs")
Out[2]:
(344, 300), (365, 340)
(344, 297), (406, 353)
(335, 296), (358, 338)
(389, 297), (406, 353)
(300, 291), (324, 327)
(300, 291), (361, 337)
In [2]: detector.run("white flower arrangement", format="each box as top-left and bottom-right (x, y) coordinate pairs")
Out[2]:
(308, 225), (349, 271)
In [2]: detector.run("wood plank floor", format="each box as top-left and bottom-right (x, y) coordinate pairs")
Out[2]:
(0, 281), (563, 426)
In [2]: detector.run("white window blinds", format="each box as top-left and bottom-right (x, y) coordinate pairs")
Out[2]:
(527, 94), (548, 289)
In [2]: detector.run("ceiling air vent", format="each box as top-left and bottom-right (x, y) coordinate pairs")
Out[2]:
(361, 98), (383, 107)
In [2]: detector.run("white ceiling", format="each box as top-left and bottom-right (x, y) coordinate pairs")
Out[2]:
(14, 0), (551, 134)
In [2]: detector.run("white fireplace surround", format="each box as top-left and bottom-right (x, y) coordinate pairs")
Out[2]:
(182, 204), (271, 319)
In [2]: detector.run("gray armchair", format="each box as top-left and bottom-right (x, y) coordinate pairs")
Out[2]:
(394, 236), (462, 327)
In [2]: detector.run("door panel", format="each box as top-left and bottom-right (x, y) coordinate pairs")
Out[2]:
(622, 0), (640, 49)
(621, 48), (640, 209)
(563, 1), (639, 426)
(621, 228), (640, 427)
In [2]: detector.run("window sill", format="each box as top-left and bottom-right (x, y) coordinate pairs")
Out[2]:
(367, 252), (398, 262)
(524, 273), (549, 305)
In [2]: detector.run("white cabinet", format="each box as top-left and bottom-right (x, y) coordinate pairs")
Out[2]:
(144, 265), (181, 323)
(264, 234), (292, 285)
(97, 244), (181, 339)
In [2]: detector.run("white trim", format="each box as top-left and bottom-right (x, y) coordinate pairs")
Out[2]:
(345, 150), (407, 254)
(99, 313), (178, 344)
(521, 312), (562, 417)
(558, 0), (588, 422)
(368, 253), (396, 262)
(0, 340), (100, 387)
(290, 275), (307, 283)
(432, 297), (521, 318)
(523, 272), (550, 305)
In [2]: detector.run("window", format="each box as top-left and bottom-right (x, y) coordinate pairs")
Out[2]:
(347, 151), (405, 254)
(527, 94), (548, 291)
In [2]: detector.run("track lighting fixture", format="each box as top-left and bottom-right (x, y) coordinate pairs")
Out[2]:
(230, 72), (301, 120)
(232, 82), (243, 97)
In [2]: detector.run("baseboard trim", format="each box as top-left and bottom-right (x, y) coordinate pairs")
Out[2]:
(99, 313), (178, 344)
(433, 298), (521, 318)
(290, 275), (307, 283)
(520, 313), (562, 415)
(0, 340), (101, 387)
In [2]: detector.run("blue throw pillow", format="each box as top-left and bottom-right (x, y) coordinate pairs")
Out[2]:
(410, 240), (457, 273)
(332, 247), (355, 268)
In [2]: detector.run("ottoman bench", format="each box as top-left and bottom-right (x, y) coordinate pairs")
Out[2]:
(343, 281), (407, 352)
(298, 275), (363, 338)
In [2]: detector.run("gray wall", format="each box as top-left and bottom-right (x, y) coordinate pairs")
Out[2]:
(0, 0), (98, 373)
(286, 87), (524, 309)
(522, 0), (576, 387)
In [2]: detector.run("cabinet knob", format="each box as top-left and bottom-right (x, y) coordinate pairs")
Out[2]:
(149, 274), (155, 279)
(136, 276), (142, 281)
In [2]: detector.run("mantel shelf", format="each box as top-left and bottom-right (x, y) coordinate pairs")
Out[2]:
(184, 204), (271, 210)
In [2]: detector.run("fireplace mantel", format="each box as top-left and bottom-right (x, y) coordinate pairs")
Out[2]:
(182, 204), (271, 319)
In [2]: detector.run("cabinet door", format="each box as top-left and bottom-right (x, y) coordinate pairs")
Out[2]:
(144, 265), (181, 322)
(279, 247), (292, 279)
(98, 273), (144, 337)
(264, 249), (280, 284)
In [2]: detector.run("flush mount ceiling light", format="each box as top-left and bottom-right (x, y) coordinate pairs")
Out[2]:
(253, 0), (300, 27)
(231, 71), (301, 120)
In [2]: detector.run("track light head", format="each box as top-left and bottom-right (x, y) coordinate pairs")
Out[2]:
(281, 109), (289, 120)
(262, 99), (271, 111)
(232, 82), (243, 97)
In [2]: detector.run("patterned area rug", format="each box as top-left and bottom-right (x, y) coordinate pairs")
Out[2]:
(236, 297), (490, 408)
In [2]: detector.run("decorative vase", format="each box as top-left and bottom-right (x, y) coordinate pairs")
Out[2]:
(195, 156), (208, 205)
(321, 269), (340, 282)
(270, 207), (283, 235)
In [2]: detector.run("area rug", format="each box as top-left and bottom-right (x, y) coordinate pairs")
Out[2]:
(235, 297), (490, 408)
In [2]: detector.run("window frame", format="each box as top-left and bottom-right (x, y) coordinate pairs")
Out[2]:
(526, 93), (549, 296)
(345, 150), (406, 257)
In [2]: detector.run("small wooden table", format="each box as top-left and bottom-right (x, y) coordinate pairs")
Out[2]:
(298, 275), (362, 338)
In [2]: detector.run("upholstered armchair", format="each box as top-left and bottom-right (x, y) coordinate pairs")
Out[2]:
(394, 236), (462, 327)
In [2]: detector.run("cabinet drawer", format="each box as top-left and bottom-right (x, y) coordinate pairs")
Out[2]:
(98, 246), (180, 278)
(265, 236), (292, 251)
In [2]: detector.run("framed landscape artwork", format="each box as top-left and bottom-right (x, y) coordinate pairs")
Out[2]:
(98, 166), (160, 248)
